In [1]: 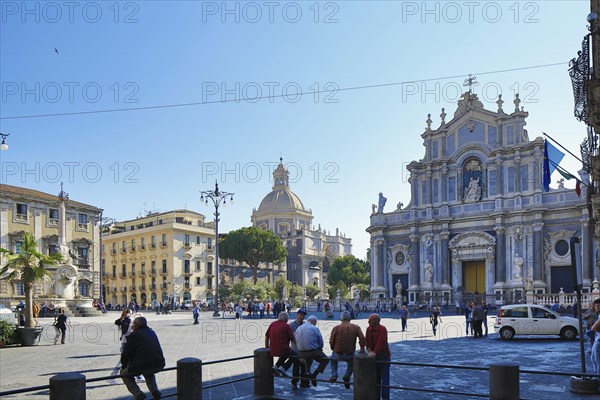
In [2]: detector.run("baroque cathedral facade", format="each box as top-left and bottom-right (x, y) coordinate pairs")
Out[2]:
(367, 92), (597, 303)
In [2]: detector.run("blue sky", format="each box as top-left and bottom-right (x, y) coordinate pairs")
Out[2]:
(0, 0), (591, 257)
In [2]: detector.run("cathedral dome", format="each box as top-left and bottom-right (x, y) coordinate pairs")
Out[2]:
(257, 159), (306, 212)
(258, 189), (306, 212)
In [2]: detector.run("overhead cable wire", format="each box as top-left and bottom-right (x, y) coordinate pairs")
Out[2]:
(0, 61), (567, 121)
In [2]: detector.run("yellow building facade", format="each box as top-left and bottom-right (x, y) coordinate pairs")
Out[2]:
(101, 210), (216, 307)
(0, 184), (102, 306)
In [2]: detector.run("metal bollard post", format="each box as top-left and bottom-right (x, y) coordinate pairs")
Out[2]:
(489, 362), (519, 400)
(49, 372), (86, 400)
(177, 357), (203, 400)
(353, 353), (377, 400)
(254, 348), (274, 396)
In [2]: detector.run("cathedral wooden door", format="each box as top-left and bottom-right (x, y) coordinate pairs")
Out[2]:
(462, 261), (486, 294)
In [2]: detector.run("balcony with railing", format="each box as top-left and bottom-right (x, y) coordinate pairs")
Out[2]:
(111, 249), (117, 255)
(151, 284), (157, 290)
(183, 269), (192, 277)
(139, 285), (146, 291)
(161, 283), (168, 289)
(120, 248), (127, 254)
(138, 244), (146, 251)
(138, 269), (146, 277)
(120, 273), (127, 279)
(120, 286), (127, 292)
(150, 243), (156, 249)
(160, 241), (168, 248)
(161, 270), (168, 277)
(15, 214), (28, 222)
(129, 272), (136, 278)
(130, 285), (137, 291)
(149, 269), (156, 276)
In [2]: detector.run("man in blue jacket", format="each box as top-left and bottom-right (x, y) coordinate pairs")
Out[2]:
(121, 317), (166, 400)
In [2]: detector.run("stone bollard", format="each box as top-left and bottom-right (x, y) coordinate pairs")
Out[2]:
(489, 362), (519, 400)
(254, 348), (274, 396)
(49, 372), (86, 400)
(177, 357), (203, 400)
(353, 353), (377, 400)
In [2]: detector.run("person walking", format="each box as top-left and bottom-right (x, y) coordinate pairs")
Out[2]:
(329, 310), (365, 389)
(295, 315), (330, 387)
(265, 312), (296, 380)
(366, 314), (390, 400)
(398, 305), (409, 332)
(53, 308), (70, 345)
(464, 303), (474, 336)
(472, 303), (485, 338)
(588, 299), (600, 376)
(430, 306), (442, 336)
(115, 309), (132, 352)
(192, 302), (200, 325)
(120, 317), (165, 400)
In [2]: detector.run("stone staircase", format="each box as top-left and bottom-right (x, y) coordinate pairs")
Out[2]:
(64, 302), (105, 317)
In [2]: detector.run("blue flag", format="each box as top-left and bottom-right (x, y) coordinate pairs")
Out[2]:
(543, 139), (565, 192)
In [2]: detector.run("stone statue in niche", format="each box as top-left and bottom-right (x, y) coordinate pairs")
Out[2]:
(424, 259), (433, 284)
(463, 177), (482, 203)
(512, 254), (524, 280)
(395, 279), (402, 296)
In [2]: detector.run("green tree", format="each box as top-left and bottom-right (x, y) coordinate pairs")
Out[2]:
(327, 255), (370, 291)
(219, 226), (287, 284)
(305, 284), (321, 300)
(0, 233), (63, 327)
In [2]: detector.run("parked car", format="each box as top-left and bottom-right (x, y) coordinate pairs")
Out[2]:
(0, 304), (16, 324)
(494, 304), (579, 340)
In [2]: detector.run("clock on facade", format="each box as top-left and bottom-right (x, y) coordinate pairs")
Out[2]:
(395, 251), (405, 266)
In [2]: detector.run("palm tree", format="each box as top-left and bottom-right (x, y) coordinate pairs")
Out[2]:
(0, 233), (63, 328)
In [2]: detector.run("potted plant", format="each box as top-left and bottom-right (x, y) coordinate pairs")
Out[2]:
(0, 233), (63, 346)
(0, 319), (16, 347)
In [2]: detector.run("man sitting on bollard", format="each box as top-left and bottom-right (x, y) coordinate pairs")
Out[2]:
(329, 310), (365, 389)
(295, 315), (330, 387)
(285, 308), (308, 389)
(265, 312), (296, 379)
(120, 317), (165, 400)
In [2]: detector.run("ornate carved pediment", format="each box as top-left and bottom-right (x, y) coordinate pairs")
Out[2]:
(449, 232), (495, 248)
(546, 231), (576, 264)
(387, 243), (411, 273)
(72, 238), (92, 246)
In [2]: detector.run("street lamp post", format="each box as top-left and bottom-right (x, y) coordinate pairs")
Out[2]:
(0, 132), (8, 252)
(200, 181), (234, 317)
(97, 214), (115, 305)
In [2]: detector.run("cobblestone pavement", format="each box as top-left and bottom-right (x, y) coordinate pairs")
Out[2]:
(0, 310), (597, 399)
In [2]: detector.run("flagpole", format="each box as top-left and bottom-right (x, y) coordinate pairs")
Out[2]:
(542, 132), (586, 166)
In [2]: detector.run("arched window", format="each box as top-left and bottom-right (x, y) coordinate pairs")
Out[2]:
(14, 281), (25, 296)
(78, 281), (90, 297)
(151, 293), (157, 301)
(162, 292), (168, 302)
(183, 292), (191, 301)
(121, 294), (127, 305)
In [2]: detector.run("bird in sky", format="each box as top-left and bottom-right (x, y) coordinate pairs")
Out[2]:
(54, 48), (59, 55)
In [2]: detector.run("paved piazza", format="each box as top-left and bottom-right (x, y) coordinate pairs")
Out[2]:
(0, 310), (597, 399)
